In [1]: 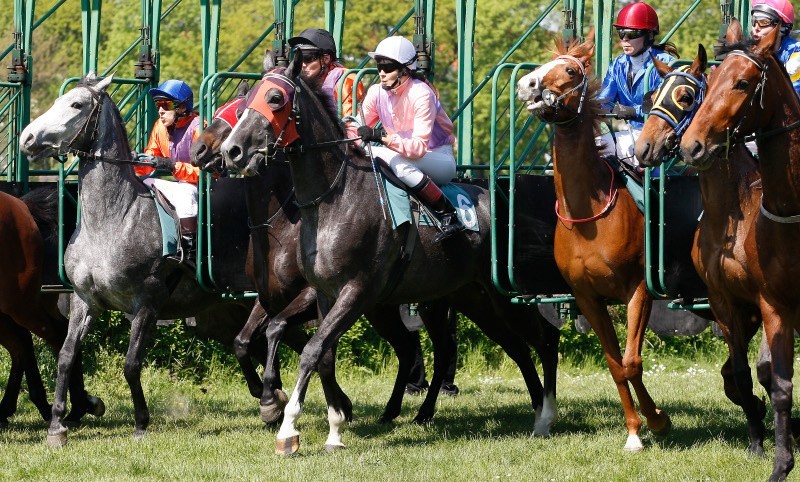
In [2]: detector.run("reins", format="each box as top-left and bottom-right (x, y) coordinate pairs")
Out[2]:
(555, 158), (618, 224)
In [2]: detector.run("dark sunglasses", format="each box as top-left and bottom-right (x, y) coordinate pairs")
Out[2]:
(376, 61), (402, 73)
(617, 28), (646, 40)
(154, 99), (177, 110)
(752, 17), (779, 28)
(301, 51), (322, 63)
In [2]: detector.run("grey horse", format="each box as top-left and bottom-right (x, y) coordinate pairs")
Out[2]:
(19, 73), (260, 445)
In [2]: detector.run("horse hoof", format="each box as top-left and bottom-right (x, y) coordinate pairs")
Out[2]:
(412, 414), (433, 425)
(275, 435), (300, 456)
(651, 411), (672, 437)
(89, 396), (106, 417)
(324, 443), (345, 452)
(261, 390), (288, 424)
(748, 442), (766, 458)
(46, 432), (68, 447)
(623, 434), (644, 452)
(377, 413), (397, 424)
(0, 419), (9, 429)
(133, 429), (147, 440)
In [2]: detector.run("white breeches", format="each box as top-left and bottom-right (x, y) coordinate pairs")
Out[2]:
(370, 144), (457, 187)
(595, 126), (642, 167)
(143, 178), (198, 218)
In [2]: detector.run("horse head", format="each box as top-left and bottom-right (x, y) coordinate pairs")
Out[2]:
(190, 80), (250, 171)
(20, 72), (114, 161)
(680, 18), (780, 169)
(636, 44), (708, 167)
(516, 34), (598, 124)
(221, 51), (303, 176)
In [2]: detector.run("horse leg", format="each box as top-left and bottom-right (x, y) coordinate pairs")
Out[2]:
(576, 294), (642, 450)
(364, 304), (419, 424)
(47, 294), (99, 447)
(0, 314), (42, 425)
(260, 287), (316, 424)
(713, 300), (767, 456)
(276, 290), (366, 455)
(761, 301), (796, 481)
(233, 299), (270, 398)
(527, 312), (561, 436)
(124, 306), (160, 439)
(317, 341), (354, 451)
(621, 284), (671, 437)
(412, 300), (452, 424)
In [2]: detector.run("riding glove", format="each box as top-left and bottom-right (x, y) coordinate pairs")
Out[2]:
(152, 156), (175, 172)
(611, 104), (637, 120)
(357, 126), (386, 144)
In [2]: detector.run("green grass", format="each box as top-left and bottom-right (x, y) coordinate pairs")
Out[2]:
(0, 347), (791, 481)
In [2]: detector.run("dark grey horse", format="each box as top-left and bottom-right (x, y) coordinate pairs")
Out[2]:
(191, 86), (451, 427)
(19, 73), (265, 445)
(221, 55), (560, 454)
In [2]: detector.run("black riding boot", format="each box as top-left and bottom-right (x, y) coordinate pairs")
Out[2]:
(411, 176), (465, 242)
(179, 216), (198, 266)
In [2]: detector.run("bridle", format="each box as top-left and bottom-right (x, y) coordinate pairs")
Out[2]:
(719, 50), (770, 159)
(242, 71), (357, 209)
(539, 55), (589, 124)
(54, 87), (153, 167)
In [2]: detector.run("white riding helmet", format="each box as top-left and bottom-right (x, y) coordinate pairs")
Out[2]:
(368, 36), (418, 70)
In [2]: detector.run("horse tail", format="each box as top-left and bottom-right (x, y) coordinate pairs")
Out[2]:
(21, 185), (59, 242)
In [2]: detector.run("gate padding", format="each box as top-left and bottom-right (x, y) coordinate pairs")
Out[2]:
(208, 177), (254, 292)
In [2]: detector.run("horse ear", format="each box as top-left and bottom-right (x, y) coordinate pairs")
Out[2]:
(651, 53), (673, 77)
(236, 79), (250, 97)
(95, 74), (114, 92)
(263, 49), (276, 74)
(86, 71), (97, 82)
(689, 44), (708, 77)
(725, 18), (743, 44)
(753, 24), (780, 58)
(287, 47), (303, 79)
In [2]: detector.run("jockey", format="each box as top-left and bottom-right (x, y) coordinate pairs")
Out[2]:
(287, 28), (365, 117)
(135, 79), (202, 259)
(750, 0), (800, 96)
(597, 2), (677, 165)
(358, 35), (464, 242)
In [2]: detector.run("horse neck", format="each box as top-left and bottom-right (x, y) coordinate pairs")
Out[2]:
(77, 98), (145, 228)
(551, 118), (609, 213)
(698, 145), (760, 231)
(244, 166), (297, 229)
(757, 65), (800, 216)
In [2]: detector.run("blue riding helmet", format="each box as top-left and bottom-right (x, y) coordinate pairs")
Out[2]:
(148, 79), (193, 112)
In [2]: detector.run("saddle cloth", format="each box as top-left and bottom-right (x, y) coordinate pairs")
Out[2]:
(380, 170), (479, 232)
(148, 185), (180, 257)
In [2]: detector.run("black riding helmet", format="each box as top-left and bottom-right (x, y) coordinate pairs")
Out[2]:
(287, 28), (337, 56)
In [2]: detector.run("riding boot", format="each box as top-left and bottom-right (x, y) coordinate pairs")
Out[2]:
(411, 176), (465, 242)
(179, 216), (198, 267)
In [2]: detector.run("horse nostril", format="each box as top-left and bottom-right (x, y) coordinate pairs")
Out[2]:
(227, 145), (243, 162)
(637, 142), (651, 164)
(196, 144), (208, 160)
(690, 140), (704, 159)
(21, 132), (34, 150)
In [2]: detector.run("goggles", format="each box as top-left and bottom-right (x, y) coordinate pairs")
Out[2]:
(376, 61), (402, 73)
(154, 99), (177, 111)
(751, 17), (779, 29)
(617, 28), (646, 40)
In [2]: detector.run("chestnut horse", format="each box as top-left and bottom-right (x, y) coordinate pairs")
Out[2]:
(635, 44), (770, 455)
(191, 87), (446, 427)
(221, 54), (560, 454)
(0, 187), (103, 425)
(680, 20), (800, 481)
(517, 36), (670, 451)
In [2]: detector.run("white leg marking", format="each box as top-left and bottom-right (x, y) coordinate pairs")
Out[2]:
(533, 393), (557, 436)
(323, 405), (348, 449)
(623, 434), (644, 452)
(276, 385), (303, 440)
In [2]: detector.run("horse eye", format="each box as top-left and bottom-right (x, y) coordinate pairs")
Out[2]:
(735, 79), (750, 90)
(566, 67), (576, 76)
(266, 88), (284, 108)
(71, 102), (83, 109)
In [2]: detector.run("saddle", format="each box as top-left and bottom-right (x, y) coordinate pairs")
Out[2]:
(149, 185), (196, 270)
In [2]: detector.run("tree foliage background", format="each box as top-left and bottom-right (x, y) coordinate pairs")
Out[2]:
(3, 0), (722, 161)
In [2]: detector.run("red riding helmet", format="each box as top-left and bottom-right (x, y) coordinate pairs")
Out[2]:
(752, 0), (795, 26)
(614, 2), (660, 34)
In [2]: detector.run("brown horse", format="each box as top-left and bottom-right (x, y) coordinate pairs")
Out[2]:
(517, 36), (670, 451)
(680, 20), (800, 481)
(0, 187), (103, 425)
(635, 44), (770, 456)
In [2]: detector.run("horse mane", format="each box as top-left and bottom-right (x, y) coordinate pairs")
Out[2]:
(74, 75), (133, 158)
(295, 72), (366, 158)
(714, 37), (758, 59)
(551, 36), (605, 122)
(21, 185), (59, 241)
